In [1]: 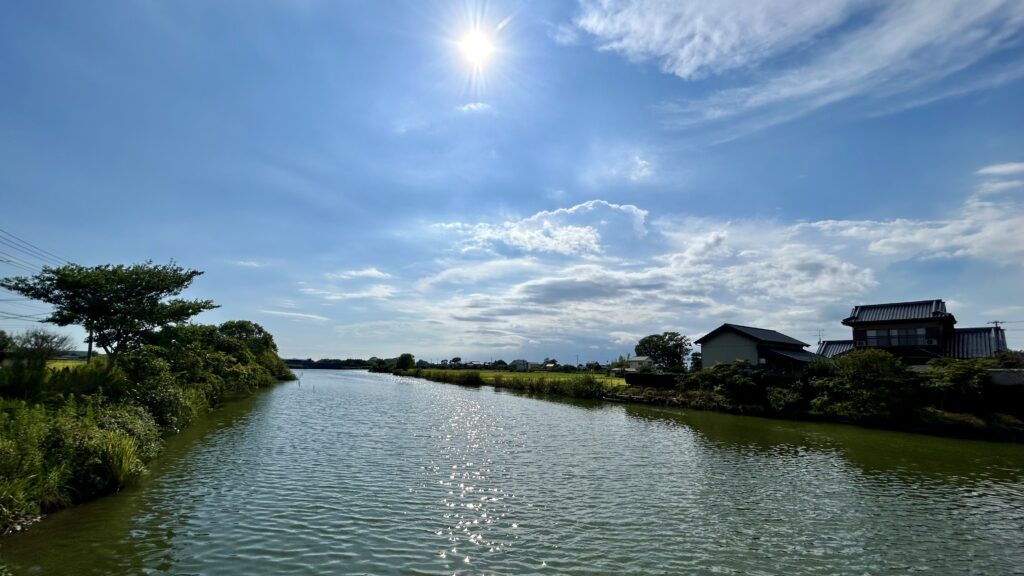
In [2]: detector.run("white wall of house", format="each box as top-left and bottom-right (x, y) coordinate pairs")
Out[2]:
(700, 331), (759, 366)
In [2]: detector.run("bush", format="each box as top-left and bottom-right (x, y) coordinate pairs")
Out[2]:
(922, 358), (990, 412)
(809, 349), (912, 422)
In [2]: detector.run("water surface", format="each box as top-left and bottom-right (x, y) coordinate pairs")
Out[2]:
(2, 370), (1023, 574)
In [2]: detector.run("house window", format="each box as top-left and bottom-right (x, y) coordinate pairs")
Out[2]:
(866, 328), (928, 347)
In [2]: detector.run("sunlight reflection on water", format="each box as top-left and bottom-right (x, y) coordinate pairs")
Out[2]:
(2, 370), (1024, 575)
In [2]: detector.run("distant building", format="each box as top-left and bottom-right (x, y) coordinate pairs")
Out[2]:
(415, 360), (430, 368)
(695, 323), (820, 372)
(510, 359), (529, 372)
(817, 299), (1007, 365)
(626, 356), (654, 371)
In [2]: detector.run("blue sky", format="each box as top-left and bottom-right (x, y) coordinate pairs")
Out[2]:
(2, 0), (1023, 361)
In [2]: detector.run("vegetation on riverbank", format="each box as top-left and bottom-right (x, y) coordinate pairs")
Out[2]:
(0, 262), (295, 534)
(633, 350), (1024, 441)
(392, 368), (623, 398)
(393, 350), (1024, 441)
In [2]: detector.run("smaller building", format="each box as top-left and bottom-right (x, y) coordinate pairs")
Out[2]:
(696, 324), (819, 372)
(509, 359), (529, 371)
(626, 356), (653, 371)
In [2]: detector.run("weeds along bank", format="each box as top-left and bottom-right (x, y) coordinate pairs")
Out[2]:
(391, 369), (614, 399)
(0, 321), (295, 534)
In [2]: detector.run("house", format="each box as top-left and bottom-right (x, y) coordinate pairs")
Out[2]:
(626, 356), (654, 371)
(510, 359), (529, 372)
(816, 299), (1007, 365)
(695, 323), (820, 372)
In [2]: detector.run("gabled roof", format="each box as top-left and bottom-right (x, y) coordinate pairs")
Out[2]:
(816, 340), (854, 358)
(842, 299), (955, 326)
(946, 327), (1007, 359)
(695, 323), (808, 347)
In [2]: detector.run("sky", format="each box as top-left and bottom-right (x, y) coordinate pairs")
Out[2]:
(2, 0), (1023, 362)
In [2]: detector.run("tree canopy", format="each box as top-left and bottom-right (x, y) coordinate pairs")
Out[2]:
(0, 261), (217, 366)
(635, 332), (692, 370)
(396, 353), (415, 370)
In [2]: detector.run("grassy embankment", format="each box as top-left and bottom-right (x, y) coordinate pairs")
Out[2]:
(395, 352), (1024, 442)
(0, 321), (295, 534)
(392, 368), (625, 399)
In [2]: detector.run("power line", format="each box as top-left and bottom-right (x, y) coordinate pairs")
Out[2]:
(0, 227), (70, 266)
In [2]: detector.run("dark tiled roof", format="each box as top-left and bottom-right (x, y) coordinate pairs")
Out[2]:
(816, 340), (854, 358)
(764, 348), (822, 363)
(695, 323), (808, 347)
(945, 327), (1007, 359)
(842, 299), (955, 325)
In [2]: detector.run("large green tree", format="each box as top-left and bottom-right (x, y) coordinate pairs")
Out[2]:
(0, 261), (217, 366)
(635, 332), (692, 370)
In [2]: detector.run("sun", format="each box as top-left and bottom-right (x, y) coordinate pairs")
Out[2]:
(459, 29), (495, 68)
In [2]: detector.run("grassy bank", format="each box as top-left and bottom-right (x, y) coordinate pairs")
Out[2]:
(0, 321), (295, 534)
(392, 369), (624, 399)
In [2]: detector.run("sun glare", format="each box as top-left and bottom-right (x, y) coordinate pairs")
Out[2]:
(459, 29), (494, 68)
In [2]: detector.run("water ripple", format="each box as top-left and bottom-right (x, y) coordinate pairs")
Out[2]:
(3, 370), (1024, 574)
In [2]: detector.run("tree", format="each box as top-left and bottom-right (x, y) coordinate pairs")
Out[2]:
(450, 357), (462, 365)
(0, 261), (217, 367)
(635, 332), (692, 371)
(0, 329), (11, 362)
(396, 353), (415, 370)
(689, 352), (702, 371)
(13, 328), (73, 359)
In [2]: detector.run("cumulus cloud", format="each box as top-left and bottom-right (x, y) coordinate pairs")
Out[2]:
(439, 199), (648, 256)
(574, 0), (1024, 137)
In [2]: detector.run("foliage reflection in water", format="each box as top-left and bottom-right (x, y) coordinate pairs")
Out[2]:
(1, 370), (1023, 574)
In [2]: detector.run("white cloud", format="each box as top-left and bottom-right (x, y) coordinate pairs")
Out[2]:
(300, 285), (397, 300)
(976, 180), (1024, 196)
(576, 0), (857, 80)
(977, 162), (1024, 176)
(326, 267), (392, 280)
(260, 309), (329, 322)
(439, 199), (648, 256)
(456, 102), (493, 113)
(234, 260), (264, 268)
(575, 1), (1024, 137)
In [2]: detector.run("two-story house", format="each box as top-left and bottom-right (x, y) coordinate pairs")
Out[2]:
(817, 299), (1007, 365)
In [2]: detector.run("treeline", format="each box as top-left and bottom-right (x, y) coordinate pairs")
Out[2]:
(284, 358), (370, 370)
(650, 349), (1024, 440)
(0, 262), (295, 533)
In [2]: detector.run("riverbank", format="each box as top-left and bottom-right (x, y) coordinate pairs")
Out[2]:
(392, 365), (1024, 442)
(391, 368), (622, 398)
(0, 321), (295, 535)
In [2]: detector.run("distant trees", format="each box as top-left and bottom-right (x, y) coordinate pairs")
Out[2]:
(635, 332), (691, 371)
(0, 261), (217, 367)
(13, 328), (73, 360)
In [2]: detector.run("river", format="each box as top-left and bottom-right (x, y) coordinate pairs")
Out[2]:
(2, 370), (1023, 574)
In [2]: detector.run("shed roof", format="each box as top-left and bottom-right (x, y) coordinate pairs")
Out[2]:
(842, 299), (955, 325)
(816, 340), (854, 358)
(695, 323), (808, 347)
(945, 327), (1007, 359)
